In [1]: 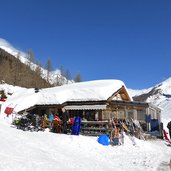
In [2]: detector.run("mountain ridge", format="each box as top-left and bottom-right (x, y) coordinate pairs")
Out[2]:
(0, 39), (71, 88)
(130, 77), (171, 126)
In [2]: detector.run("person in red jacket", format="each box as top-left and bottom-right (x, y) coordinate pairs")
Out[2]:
(54, 114), (61, 121)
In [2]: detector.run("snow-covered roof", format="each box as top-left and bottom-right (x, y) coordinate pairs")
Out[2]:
(1, 79), (132, 114)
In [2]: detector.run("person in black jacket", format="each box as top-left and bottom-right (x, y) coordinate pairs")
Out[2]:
(167, 121), (171, 140)
(61, 107), (69, 134)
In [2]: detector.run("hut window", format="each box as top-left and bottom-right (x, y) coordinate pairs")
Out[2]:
(110, 110), (117, 119)
(137, 110), (146, 121)
(103, 110), (117, 120)
(118, 110), (125, 119)
(127, 111), (134, 119)
(85, 111), (95, 121)
(149, 108), (157, 119)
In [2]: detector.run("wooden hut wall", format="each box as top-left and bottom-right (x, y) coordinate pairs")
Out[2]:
(102, 109), (128, 120)
(102, 106), (147, 121)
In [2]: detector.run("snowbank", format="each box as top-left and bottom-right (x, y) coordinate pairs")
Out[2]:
(0, 118), (170, 171)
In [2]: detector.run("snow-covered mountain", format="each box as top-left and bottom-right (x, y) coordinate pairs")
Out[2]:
(129, 78), (171, 127)
(0, 38), (71, 86)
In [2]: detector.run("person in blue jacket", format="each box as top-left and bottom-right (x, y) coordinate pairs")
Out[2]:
(48, 113), (54, 121)
(48, 113), (54, 129)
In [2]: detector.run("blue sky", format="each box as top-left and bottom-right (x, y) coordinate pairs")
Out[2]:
(1, 0), (171, 89)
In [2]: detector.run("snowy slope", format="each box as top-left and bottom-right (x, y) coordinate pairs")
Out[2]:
(0, 82), (170, 171)
(146, 78), (171, 127)
(0, 81), (171, 171)
(0, 118), (170, 171)
(0, 38), (69, 85)
(128, 87), (152, 97)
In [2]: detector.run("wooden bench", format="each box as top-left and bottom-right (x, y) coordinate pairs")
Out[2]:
(81, 121), (110, 136)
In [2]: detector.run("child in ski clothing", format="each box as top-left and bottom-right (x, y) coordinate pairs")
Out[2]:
(110, 127), (120, 145)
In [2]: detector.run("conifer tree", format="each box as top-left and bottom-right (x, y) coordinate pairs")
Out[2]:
(45, 57), (53, 82)
(26, 49), (35, 67)
(65, 69), (71, 83)
(14, 52), (20, 85)
(74, 72), (82, 82)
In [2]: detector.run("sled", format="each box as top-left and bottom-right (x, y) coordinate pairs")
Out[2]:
(71, 116), (81, 135)
(4, 107), (14, 116)
(4, 104), (17, 117)
(98, 134), (110, 146)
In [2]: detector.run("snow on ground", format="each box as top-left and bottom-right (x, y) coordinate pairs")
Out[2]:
(0, 71), (171, 170)
(0, 117), (170, 171)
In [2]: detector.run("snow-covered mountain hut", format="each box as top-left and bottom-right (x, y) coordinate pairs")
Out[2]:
(1, 80), (161, 133)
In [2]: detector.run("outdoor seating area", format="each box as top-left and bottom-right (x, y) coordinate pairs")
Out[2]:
(13, 112), (80, 135)
(10, 107), (164, 147)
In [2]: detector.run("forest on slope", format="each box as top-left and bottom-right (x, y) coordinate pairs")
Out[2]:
(0, 48), (51, 88)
